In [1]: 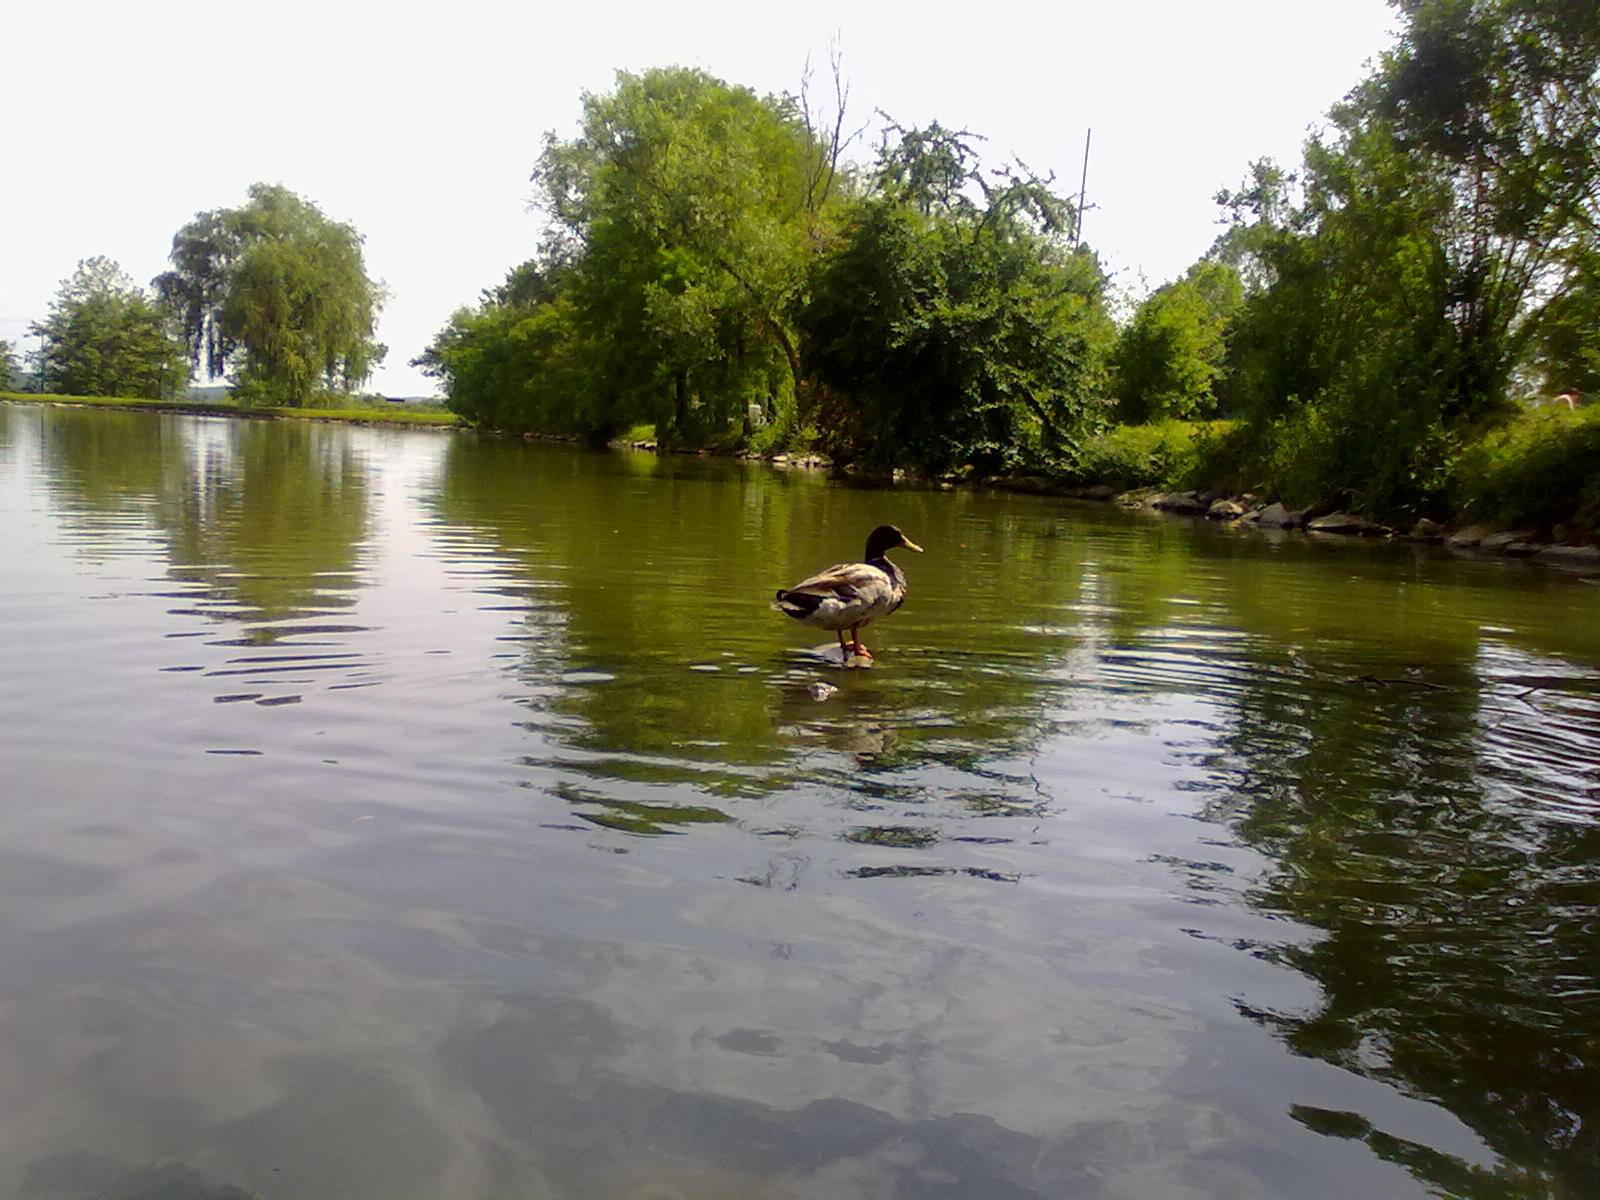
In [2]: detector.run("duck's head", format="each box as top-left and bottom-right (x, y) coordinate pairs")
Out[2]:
(865, 525), (924, 559)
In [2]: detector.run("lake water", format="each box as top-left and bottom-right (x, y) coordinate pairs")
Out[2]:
(1, 402), (1597, 1200)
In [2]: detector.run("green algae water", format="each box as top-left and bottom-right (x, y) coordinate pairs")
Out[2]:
(1, 401), (1596, 1199)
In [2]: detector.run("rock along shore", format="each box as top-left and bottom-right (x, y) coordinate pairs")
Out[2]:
(614, 441), (1599, 571)
(1119, 488), (1599, 569)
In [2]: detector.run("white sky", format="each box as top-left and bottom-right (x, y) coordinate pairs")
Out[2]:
(1, 0), (1398, 397)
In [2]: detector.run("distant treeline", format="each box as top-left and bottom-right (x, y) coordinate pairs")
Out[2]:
(5, 185), (385, 410)
(418, 0), (1600, 532)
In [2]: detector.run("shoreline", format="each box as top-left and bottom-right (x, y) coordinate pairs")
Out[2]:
(10, 394), (1593, 568)
(0, 393), (460, 430)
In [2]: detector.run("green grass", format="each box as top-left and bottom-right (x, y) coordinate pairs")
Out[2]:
(1, 391), (461, 427)
(1453, 405), (1600, 536)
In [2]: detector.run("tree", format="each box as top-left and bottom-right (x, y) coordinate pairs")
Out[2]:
(413, 261), (595, 435)
(1526, 251), (1600, 397)
(31, 257), (189, 399)
(532, 67), (826, 441)
(0, 339), (17, 390)
(801, 122), (1113, 473)
(1211, 0), (1600, 517)
(1112, 260), (1242, 422)
(155, 184), (385, 406)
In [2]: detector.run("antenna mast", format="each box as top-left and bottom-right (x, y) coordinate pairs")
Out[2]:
(1075, 127), (1092, 251)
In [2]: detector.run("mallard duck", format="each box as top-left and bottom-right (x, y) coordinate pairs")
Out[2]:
(772, 525), (923, 662)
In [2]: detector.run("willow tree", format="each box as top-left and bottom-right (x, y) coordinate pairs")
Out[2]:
(156, 184), (385, 406)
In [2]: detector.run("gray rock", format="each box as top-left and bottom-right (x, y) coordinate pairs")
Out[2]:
(1447, 526), (1490, 548)
(1255, 502), (1296, 529)
(1306, 511), (1390, 536)
(1207, 498), (1246, 520)
(1152, 490), (1209, 515)
(1411, 517), (1446, 539)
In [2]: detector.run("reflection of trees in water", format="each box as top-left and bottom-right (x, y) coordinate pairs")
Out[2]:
(431, 437), (1088, 802)
(35, 408), (370, 639)
(32, 406), (194, 533)
(161, 420), (369, 634)
(1212, 638), (1600, 1199)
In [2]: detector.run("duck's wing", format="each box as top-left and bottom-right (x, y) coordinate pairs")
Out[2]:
(782, 561), (893, 602)
(773, 561), (894, 622)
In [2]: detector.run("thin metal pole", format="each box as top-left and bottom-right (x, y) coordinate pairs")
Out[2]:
(1076, 127), (1092, 251)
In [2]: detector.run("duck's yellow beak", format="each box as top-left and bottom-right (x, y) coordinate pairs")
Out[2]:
(901, 537), (924, 553)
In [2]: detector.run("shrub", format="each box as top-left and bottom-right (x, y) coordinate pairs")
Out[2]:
(1454, 406), (1600, 536)
(1064, 420), (1225, 490)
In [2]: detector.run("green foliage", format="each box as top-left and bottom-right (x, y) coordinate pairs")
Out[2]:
(1207, 0), (1600, 521)
(1454, 405), (1600, 534)
(155, 184), (385, 407)
(421, 68), (830, 444)
(801, 122), (1113, 474)
(1113, 261), (1241, 422)
(1243, 395), (1460, 517)
(1062, 419), (1218, 490)
(425, 79), (1112, 470)
(416, 280), (597, 437)
(0, 339), (17, 389)
(31, 257), (189, 399)
(534, 67), (820, 442)
(1525, 245), (1600, 398)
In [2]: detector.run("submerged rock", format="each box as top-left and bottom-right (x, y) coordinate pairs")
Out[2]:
(1534, 543), (1600, 565)
(1066, 484), (1116, 501)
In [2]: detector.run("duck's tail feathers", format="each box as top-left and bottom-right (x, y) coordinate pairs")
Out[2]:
(773, 589), (823, 619)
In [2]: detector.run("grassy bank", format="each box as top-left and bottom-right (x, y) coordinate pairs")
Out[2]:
(0, 392), (461, 428)
(1452, 406), (1600, 536)
(1066, 407), (1600, 539)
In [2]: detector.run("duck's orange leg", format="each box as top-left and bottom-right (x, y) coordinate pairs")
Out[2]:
(848, 625), (873, 659)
